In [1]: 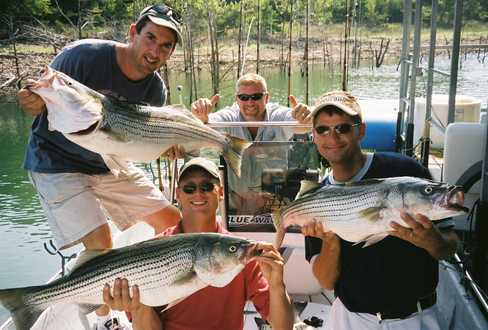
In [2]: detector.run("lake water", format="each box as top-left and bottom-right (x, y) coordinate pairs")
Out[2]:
(0, 54), (486, 324)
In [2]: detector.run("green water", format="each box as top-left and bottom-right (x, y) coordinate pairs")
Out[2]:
(0, 56), (486, 324)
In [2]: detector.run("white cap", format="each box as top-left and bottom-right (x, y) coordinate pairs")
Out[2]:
(178, 157), (221, 182)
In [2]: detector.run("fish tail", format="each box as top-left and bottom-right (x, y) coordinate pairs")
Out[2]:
(223, 136), (252, 177)
(0, 287), (44, 330)
(272, 209), (285, 248)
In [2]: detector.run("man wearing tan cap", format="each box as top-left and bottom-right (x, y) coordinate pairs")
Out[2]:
(18, 4), (183, 328)
(103, 157), (295, 330)
(301, 90), (459, 329)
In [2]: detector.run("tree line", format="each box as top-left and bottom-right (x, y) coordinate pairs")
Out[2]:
(1, 0), (487, 41)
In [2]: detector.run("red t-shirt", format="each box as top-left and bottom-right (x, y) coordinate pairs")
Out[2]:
(152, 222), (270, 330)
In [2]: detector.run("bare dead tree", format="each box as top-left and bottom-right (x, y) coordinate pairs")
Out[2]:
(287, 0), (293, 106)
(374, 38), (390, 68)
(237, 1), (244, 78)
(207, 8), (220, 95)
(256, 0), (261, 73)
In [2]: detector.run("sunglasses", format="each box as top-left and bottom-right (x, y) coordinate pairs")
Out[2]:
(237, 93), (266, 101)
(314, 123), (361, 135)
(181, 181), (216, 194)
(140, 4), (182, 26)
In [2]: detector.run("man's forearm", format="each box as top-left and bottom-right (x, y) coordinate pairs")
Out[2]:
(312, 239), (341, 290)
(267, 283), (294, 330)
(131, 305), (163, 330)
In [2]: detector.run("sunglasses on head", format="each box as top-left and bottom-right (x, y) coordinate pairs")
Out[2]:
(314, 123), (361, 135)
(140, 4), (182, 25)
(181, 181), (216, 194)
(236, 93), (266, 102)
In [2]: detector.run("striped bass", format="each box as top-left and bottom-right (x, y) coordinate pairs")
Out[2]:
(0, 233), (260, 330)
(27, 67), (251, 176)
(273, 176), (467, 247)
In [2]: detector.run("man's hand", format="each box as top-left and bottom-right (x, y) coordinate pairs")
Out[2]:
(18, 84), (46, 116)
(301, 220), (339, 245)
(389, 211), (458, 259)
(162, 145), (186, 160)
(289, 95), (312, 125)
(103, 278), (143, 313)
(255, 242), (286, 288)
(191, 94), (220, 124)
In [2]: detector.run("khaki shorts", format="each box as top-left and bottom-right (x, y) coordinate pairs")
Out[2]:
(29, 164), (170, 249)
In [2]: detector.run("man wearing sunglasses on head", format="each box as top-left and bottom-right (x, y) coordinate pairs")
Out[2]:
(103, 157), (295, 330)
(301, 90), (458, 330)
(18, 4), (183, 328)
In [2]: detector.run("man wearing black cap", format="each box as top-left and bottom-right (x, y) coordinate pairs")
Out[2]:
(17, 4), (183, 328)
(302, 90), (459, 329)
(103, 157), (295, 330)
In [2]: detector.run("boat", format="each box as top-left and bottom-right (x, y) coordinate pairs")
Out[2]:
(2, 0), (488, 329)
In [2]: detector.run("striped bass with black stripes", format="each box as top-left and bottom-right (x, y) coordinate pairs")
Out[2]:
(27, 67), (251, 176)
(0, 233), (260, 330)
(273, 176), (468, 248)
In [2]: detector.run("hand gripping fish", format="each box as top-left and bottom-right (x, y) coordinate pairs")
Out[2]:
(273, 176), (468, 248)
(27, 67), (251, 176)
(0, 233), (261, 330)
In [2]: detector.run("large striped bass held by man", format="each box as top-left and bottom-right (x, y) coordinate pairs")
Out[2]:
(27, 67), (251, 176)
(273, 176), (467, 248)
(0, 233), (260, 330)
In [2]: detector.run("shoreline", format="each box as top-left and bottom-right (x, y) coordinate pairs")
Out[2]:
(1, 35), (485, 98)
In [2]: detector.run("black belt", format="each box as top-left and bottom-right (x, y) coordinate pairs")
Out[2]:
(371, 292), (437, 321)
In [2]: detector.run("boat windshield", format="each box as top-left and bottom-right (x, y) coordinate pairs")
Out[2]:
(201, 138), (322, 233)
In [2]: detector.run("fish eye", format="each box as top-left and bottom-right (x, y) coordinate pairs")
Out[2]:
(424, 186), (433, 194)
(228, 245), (237, 253)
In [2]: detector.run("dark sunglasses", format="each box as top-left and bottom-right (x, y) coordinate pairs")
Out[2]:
(314, 123), (361, 135)
(140, 4), (182, 25)
(181, 181), (216, 194)
(237, 93), (266, 101)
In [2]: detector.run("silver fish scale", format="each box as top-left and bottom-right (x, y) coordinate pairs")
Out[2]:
(23, 236), (197, 307)
(103, 107), (226, 148)
(282, 185), (388, 225)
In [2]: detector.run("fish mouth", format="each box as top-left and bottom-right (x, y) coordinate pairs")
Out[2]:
(26, 67), (55, 91)
(240, 242), (262, 262)
(444, 186), (469, 213)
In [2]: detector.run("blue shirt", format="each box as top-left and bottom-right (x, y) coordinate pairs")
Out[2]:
(23, 39), (166, 174)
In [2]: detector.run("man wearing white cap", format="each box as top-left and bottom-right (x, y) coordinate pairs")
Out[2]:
(18, 4), (183, 328)
(104, 157), (295, 330)
(302, 90), (459, 329)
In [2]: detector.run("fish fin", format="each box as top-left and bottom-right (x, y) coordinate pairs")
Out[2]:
(101, 154), (129, 176)
(68, 249), (111, 273)
(278, 247), (294, 263)
(0, 287), (44, 330)
(222, 135), (252, 177)
(159, 297), (187, 313)
(353, 233), (389, 248)
(78, 303), (101, 315)
(359, 207), (384, 222)
(271, 209), (286, 248)
(295, 180), (321, 199)
(274, 227), (286, 249)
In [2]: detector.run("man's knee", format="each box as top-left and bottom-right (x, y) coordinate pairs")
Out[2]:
(82, 224), (113, 249)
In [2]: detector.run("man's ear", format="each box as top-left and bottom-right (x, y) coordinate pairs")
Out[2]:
(217, 184), (224, 201)
(358, 122), (366, 140)
(128, 24), (137, 43)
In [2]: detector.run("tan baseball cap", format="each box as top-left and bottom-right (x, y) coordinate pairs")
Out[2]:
(178, 157), (221, 183)
(311, 90), (363, 121)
